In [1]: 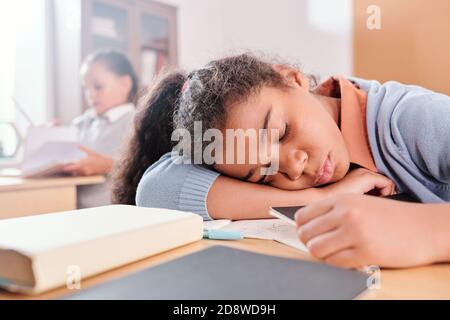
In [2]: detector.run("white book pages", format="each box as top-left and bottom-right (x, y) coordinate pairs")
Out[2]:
(220, 219), (308, 252)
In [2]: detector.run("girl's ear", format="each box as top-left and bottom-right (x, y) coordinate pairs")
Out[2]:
(291, 70), (310, 91)
(272, 65), (310, 91)
(120, 75), (133, 95)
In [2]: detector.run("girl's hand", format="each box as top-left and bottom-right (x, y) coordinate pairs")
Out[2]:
(295, 194), (438, 268)
(62, 145), (114, 176)
(323, 168), (396, 197)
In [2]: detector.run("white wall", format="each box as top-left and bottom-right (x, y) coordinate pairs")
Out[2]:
(0, 0), (54, 162)
(160, 0), (352, 78)
(53, 0), (83, 124)
(0, 3), (18, 122)
(52, 0), (352, 123)
(0, 0), (51, 129)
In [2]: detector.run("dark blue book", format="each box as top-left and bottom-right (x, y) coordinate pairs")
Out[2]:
(65, 246), (368, 300)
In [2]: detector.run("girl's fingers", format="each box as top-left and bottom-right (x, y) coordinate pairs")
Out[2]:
(378, 181), (395, 196)
(295, 197), (336, 227)
(62, 163), (84, 176)
(306, 227), (354, 260)
(323, 248), (361, 269)
(372, 175), (396, 196)
(297, 208), (342, 244)
(62, 164), (79, 172)
(78, 145), (96, 156)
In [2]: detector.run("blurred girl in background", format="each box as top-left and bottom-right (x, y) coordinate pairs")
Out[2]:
(64, 49), (138, 208)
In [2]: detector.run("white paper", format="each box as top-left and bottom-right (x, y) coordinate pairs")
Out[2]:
(203, 219), (232, 230)
(20, 126), (83, 177)
(22, 141), (85, 176)
(24, 126), (78, 159)
(220, 219), (308, 252)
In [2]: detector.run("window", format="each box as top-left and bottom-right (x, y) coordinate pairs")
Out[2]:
(0, 0), (53, 160)
(0, 0), (53, 133)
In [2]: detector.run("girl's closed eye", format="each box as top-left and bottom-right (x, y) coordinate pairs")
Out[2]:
(280, 122), (290, 142)
(258, 165), (276, 185)
(257, 170), (269, 185)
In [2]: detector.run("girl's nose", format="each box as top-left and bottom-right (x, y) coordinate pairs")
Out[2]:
(280, 149), (308, 181)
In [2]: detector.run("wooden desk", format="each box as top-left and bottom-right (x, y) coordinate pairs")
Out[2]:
(0, 175), (105, 219)
(0, 238), (449, 300)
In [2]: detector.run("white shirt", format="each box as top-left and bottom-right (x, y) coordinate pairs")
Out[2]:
(73, 103), (135, 158)
(72, 103), (135, 208)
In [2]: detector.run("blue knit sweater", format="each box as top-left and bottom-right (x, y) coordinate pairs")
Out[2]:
(351, 77), (450, 203)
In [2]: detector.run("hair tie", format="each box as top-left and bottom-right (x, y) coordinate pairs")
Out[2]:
(181, 80), (189, 93)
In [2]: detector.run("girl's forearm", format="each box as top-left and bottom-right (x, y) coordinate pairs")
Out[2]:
(105, 158), (115, 174)
(207, 175), (327, 220)
(426, 203), (450, 263)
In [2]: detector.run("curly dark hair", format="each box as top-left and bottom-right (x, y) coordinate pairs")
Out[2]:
(112, 53), (317, 205)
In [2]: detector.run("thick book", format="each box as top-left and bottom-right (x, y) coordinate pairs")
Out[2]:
(65, 246), (369, 300)
(0, 205), (203, 294)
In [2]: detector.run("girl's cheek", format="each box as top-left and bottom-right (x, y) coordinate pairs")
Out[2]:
(267, 172), (281, 185)
(269, 174), (314, 190)
(268, 174), (290, 189)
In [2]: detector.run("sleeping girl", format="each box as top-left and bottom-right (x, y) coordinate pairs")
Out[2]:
(113, 54), (450, 269)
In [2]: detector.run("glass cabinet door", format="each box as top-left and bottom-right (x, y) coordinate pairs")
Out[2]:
(91, 1), (129, 52)
(82, 0), (177, 88)
(139, 12), (170, 85)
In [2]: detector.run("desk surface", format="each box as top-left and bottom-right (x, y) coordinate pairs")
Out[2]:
(0, 174), (107, 219)
(0, 175), (105, 191)
(0, 238), (449, 300)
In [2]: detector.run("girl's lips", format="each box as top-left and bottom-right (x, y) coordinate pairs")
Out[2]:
(316, 155), (334, 185)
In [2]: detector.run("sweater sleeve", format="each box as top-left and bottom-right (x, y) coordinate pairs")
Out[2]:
(135, 153), (220, 220)
(395, 93), (450, 184)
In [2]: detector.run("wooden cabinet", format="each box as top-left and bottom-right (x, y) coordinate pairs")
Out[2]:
(81, 0), (178, 87)
(52, 0), (178, 121)
(353, 0), (450, 95)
